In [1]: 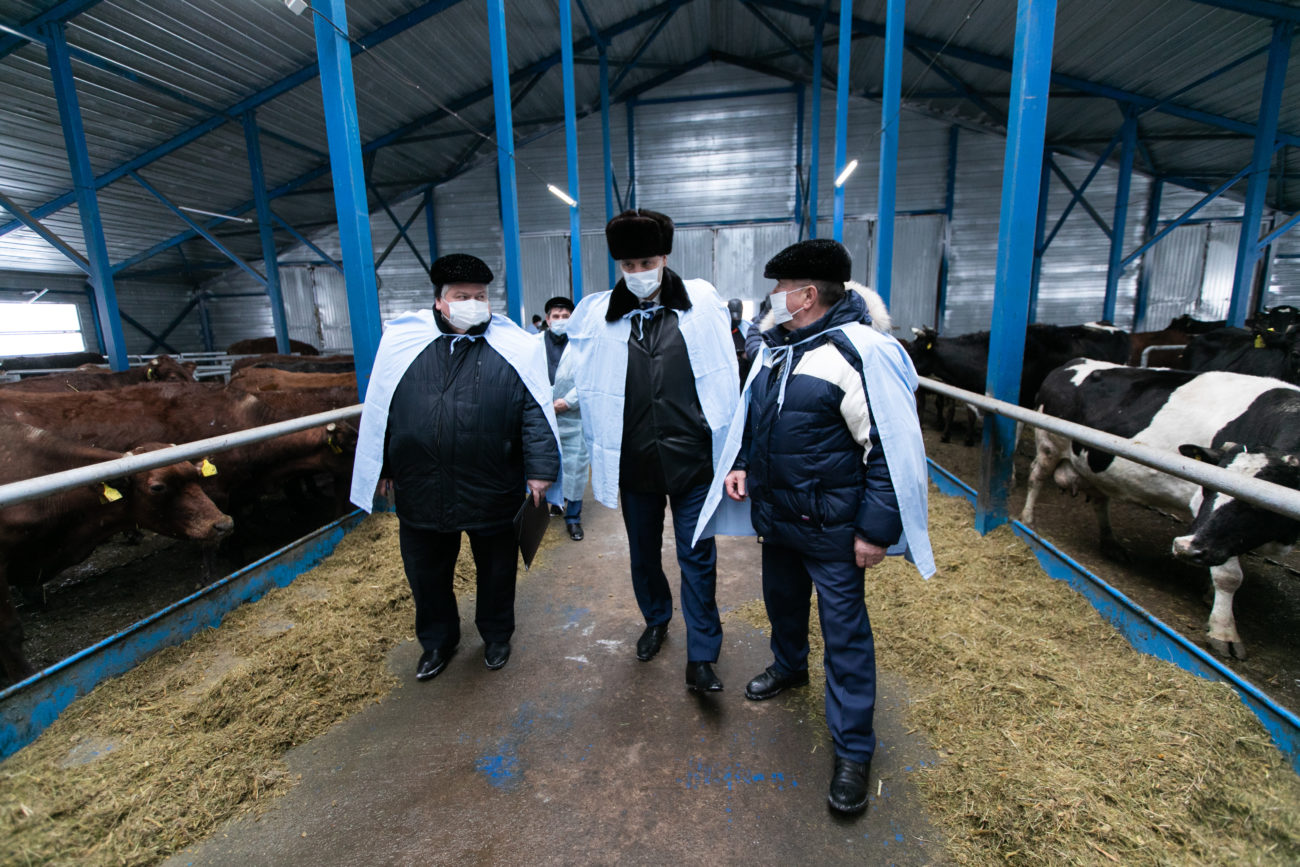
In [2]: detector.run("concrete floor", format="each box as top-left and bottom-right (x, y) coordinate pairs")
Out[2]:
(166, 499), (947, 866)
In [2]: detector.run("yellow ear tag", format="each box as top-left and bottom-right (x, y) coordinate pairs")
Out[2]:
(1255, 334), (1266, 349)
(925, 342), (933, 350)
(100, 483), (123, 503)
(145, 367), (155, 381)
(328, 436), (343, 455)
(200, 459), (218, 477)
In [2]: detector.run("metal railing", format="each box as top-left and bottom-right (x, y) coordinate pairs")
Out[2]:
(919, 377), (1300, 522)
(0, 405), (362, 510)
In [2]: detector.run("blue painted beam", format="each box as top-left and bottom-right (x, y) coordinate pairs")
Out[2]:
(0, 192), (89, 273)
(739, 0), (815, 68)
(271, 213), (344, 275)
(1027, 154), (1052, 323)
(809, 12), (825, 239)
(935, 125), (959, 332)
(42, 21), (127, 371)
(369, 182), (429, 273)
(627, 100), (637, 210)
(560, 0), (584, 303)
(831, 0), (852, 242)
(1229, 21), (1292, 327)
(375, 199), (425, 270)
(1122, 161), (1258, 267)
(976, 0), (1057, 535)
(609, 5), (680, 92)
(487, 0), (525, 325)
(1046, 155), (1113, 243)
(129, 171), (268, 287)
(0, 0), (105, 61)
(1185, 0), (1300, 24)
(634, 86), (796, 106)
(795, 85), (805, 237)
(0, 0), (471, 241)
(1040, 135), (1120, 251)
(1104, 110), (1138, 324)
(1133, 178), (1163, 329)
(600, 46), (617, 288)
(243, 113), (290, 355)
(1259, 209), (1300, 247)
(424, 190), (438, 264)
(874, 0), (905, 305)
(313, 0), (382, 394)
(907, 45), (1006, 127)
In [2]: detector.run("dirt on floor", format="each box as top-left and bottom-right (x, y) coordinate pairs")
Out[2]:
(920, 407), (1300, 717)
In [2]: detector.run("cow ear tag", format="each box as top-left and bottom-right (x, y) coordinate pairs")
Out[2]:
(100, 483), (123, 503)
(1254, 334), (1266, 349)
(925, 342), (933, 350)
(200, 459), (218, 477)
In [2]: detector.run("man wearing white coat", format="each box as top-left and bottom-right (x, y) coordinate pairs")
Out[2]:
(540, 295), (589, 541)
(566, 209), (741, 694)
(350, 254), (561, 682)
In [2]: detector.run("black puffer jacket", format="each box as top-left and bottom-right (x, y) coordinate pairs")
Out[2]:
(385, 315), (559, 531)
(612, 269), (713, 495)
(738, 290), (901, 561)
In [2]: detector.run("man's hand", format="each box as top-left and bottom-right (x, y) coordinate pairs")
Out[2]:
(724, 470), (748, 501)
(527, 479), (551, 506)
(854, 536), (886, 569)
(553, 398), (570, 413)
(376, 478), (393, 499)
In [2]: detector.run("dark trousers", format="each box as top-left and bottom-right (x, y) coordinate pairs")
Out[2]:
(397, 520), (517, 652)
(564, 498), (583, 525)
(762, 543), (878, 763)
(620, 484), (722, 663)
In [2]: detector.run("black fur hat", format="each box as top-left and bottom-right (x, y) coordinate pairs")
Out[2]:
(605, 209), (673, 260)
(429, 253), (493, 294)
(544, 296), (575, 314)
(763, 239), (852, 283)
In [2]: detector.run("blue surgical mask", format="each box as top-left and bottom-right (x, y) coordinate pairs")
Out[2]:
(445, 299), (490, 330)
(548, 318), (570, 337)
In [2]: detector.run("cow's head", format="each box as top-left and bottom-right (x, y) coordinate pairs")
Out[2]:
(908, 326), (939, 375)
(1286, 325), (1300, 381)
(122, 445), (234, 542)
(1172, 442), (1300, 566)
(147, 355), (196, 383)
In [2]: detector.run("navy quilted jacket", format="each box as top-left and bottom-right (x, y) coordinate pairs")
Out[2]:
(737, 290), (902, 561)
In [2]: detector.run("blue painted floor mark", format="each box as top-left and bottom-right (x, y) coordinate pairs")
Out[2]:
(475, 752), (518, 788)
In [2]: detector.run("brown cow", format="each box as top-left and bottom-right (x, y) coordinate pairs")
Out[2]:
(227, 337), (320, 356)
(0, 352), (106, 371)
(229, 368), (354, 392)
(1, 355), (196, 392)
(229, 353), (354, 374)
(0, 424), (233, 681)
(1126, 327), (1189, 367)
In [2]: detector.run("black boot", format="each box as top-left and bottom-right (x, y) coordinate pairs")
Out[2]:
(635, 624), (667, 661)
(827, 755), (871, 814)
(685, 661), (723, 693)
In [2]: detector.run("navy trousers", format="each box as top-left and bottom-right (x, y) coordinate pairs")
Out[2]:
(761, 543), (877, 763)
(397, 521), (517, 652)
(564, 497), (583, 526)
(620, 484), (722, 663)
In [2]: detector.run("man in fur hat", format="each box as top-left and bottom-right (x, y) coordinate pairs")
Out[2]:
(350, 253), (561, 682)
(717, 239), (934, 814)
(565, 209), (740, 693)
(540, 295), (589, 541)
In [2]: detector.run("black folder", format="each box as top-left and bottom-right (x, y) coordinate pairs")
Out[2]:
(514, 494), (551, 570)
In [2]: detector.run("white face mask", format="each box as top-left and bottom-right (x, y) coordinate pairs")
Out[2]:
(444, 299), (490, 330)
(622, 267), (662, 299)
(770, 287), (810, 326)
(548, 318), (570, 337)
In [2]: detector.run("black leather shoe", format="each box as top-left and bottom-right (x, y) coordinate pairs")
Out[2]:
(635, 624), (667, 661)
(745, 665), (810, 701)
(567, 522), (584, 541)
(827, 755), (871, 814)
(484, 641), (511, 671)
(685, 661), (723, 693)
(415, 645), (456, 681)
(548, 504), (564, 517)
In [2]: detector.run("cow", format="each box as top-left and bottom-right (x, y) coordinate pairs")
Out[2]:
(1167, 314), (1226, 334)
(1182, 326), (1300, 384)
(229, 353), (354, 374)
(0, 352), (107, 371)
(1247, 304), (1300, 334)
(0, 423), (233, 681)
(1128, 327), (1190, 367)
(909, 323), (1131, 445)
(228, 368), (355, 392)
(0, 355), (196, 392)
(1022, 359), (1300, 659)
(226, 337), (320, 356)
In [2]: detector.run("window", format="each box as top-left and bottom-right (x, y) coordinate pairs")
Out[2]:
(0, 302), (86, 356)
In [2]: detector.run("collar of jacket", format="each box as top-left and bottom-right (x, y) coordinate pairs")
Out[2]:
(763, 288), (871, 348)
(433, 307), (490, 337)
(545, 329), (569, 347)
(606, 267), (692, 321)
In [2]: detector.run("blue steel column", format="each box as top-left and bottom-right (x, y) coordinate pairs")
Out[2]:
(43, 22), (128, 371)
(1133, 178), (1162, 329)
(831, 0), (852, 242)
(874, 0), (905, 305)
(976, 0), (1058, 535)
(599, 46), (616, 287)
(1103, 109), (1137, 324)
(1229, 21), (1292, 327)
(424, 189), (438, 262)
(487, 0), (525, 324)
(627, 100), (637, 210)
(312, 0), (382, 395)
(796, 85), (805, 237)
(935, 125), (959, 331)
(1027, 154), (1052, 322)
(559, 0), (584, 302)
(809, 15), (824, 239)
(242, 112), (291, 355)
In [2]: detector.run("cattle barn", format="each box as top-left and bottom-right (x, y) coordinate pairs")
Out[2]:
(0, 1), (1298, 864)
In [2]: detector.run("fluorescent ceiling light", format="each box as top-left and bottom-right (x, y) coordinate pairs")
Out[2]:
(834, 159), (859, 188)
(547, 184), (578, 208)
(179, 206), (253, 224)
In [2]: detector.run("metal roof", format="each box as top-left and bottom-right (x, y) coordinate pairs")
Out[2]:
(0, 0), (1297, 278)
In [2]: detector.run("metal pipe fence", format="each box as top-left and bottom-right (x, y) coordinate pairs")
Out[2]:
(919, 377), (1300, 522)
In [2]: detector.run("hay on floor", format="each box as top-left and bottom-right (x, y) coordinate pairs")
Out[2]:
(734, 489), (1300, 866)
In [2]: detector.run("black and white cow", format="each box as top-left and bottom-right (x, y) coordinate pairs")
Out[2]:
(1022, 359), (1300, 659)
